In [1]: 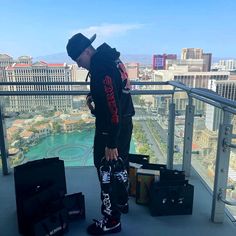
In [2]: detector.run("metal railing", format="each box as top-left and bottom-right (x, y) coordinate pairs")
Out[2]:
(1, 80), (236, 223)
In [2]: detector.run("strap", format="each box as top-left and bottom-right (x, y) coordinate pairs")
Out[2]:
(59, 212), (65, 234)
(42, 222), (51, 236)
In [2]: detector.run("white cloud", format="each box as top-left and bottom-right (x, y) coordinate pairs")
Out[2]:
(70, 23), (144, 39)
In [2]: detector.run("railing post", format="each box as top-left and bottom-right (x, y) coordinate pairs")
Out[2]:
(182, 97), (195, 177)
(0, 103), (10, 175)
(167, 102), (175, 169)
(211, 111), (232, 223)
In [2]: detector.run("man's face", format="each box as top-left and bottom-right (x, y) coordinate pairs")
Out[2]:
(75, 49), (90, 70)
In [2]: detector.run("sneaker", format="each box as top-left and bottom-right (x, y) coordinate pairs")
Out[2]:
(117, 203), (129, 214)
(87, 217), (121, 235)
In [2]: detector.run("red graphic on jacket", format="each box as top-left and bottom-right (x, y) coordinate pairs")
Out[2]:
(116, 60), (131, 90)
(103, 76), (119, 124)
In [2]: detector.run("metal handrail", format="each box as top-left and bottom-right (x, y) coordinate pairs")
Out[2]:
(0, 90), (175, 96)
(218, 186), (236, 206)
(0, 81), (90, 86)
(218, 194), (236, 206)
(169, 80), (236, 110)
(2, 80), (236, 113)
(0, 81), (168, 86)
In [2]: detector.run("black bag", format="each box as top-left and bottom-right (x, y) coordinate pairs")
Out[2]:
(149, 181), (194, 216)
(34, 208), (69, 236)
(63, 193), (85, 221)
(22, 184), (64, 234)
(128, 153), (149, 165)
(14, 157), (67, 235)
(160, 169), (185, 182)
(142, 163), (166, 171)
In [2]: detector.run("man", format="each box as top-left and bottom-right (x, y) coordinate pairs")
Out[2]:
(66, 33), (135, 235)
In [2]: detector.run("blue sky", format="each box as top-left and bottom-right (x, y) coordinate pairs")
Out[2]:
(0, 0), (236, 59)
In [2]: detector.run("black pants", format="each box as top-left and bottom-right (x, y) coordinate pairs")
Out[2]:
(93, 117), (133, 220)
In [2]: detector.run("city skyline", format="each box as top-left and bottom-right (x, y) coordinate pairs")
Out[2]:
(0, 0), (236, 59)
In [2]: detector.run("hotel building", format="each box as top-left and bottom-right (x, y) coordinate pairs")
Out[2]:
(5, 61), (73, 112)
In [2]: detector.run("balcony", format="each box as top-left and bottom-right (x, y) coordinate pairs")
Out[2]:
(1, 81), (236, 235)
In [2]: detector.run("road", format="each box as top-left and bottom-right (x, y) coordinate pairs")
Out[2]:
(138, 120), (166, 164)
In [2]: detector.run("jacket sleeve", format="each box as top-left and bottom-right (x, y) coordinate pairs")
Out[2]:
(102, 74), (120, 149)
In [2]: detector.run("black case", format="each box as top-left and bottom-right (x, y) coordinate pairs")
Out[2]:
(149, 181), (194, 216)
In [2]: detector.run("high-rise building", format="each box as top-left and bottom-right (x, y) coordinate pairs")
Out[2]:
(17, 56), (32, 64)
(181, 48), (203, 60)
(0, 54), (14, 97)
(152, 54), (177, 70)
(125, 62), (139, 80)
(0, 54), (14, 68)
(153, 70), (229, 115)
(70, 64), (89, 91)
(202, 53), (212, 72)
(206, 79), (236, 131)
(218, 60), (236, 71)
(5, 61), (73, 112)
(181, 49), (212, 72)
(166, 59), (204, 72)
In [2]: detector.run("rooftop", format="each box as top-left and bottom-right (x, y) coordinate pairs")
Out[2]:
(1, 80), (236, 236)
(0, 166), (236, 236)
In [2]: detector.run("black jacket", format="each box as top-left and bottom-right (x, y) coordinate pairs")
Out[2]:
(89, 43), (135, 148)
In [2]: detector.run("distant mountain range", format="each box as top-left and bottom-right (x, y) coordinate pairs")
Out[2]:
(34, 52), (153, 65)
(34, 52), (235, 65)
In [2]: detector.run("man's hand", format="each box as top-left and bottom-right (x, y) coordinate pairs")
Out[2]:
(86, 95), (95, 112)
(105, 147), (118, 161)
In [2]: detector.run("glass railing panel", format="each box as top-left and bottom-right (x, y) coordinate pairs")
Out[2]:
(3, 93), (163, 169)
(173, 91), (187, 166)
(4, 95), (96, 168)
(132, 94), (167, 164)
(191, 99), (220, 190)
(226, 113), (236, 220)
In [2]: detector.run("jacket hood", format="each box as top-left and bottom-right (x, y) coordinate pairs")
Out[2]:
(94, 43), (120, 62)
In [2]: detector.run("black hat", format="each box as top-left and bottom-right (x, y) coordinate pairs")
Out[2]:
(66, 33), (96, 61)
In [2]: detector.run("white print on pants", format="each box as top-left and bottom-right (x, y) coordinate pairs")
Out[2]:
(102, 191), (112, 215)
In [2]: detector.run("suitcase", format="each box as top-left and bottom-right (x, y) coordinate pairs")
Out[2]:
(63, 192), (86, 221)
(14, 157), (67, 235)
(136, 168), (160, 205)
(149, 181), (194, 216)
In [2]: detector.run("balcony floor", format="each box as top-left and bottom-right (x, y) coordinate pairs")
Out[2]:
(1, 166), (236, 236)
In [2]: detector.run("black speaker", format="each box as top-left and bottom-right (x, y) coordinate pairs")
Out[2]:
(14, 157), (67, 235)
